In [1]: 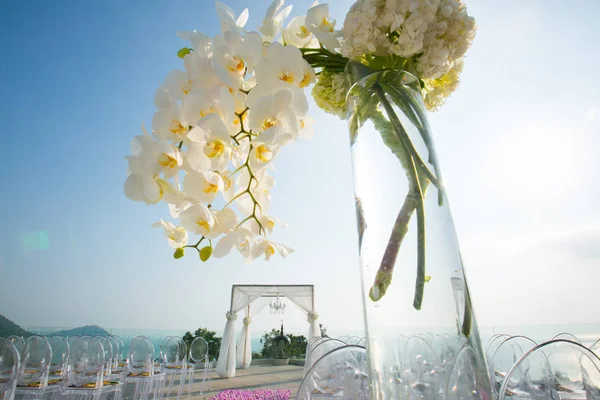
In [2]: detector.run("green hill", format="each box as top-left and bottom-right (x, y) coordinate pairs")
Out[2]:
(0, 314), (32, 338)
(51, 325), (110, 337)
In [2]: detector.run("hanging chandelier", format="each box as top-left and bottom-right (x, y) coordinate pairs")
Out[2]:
(269, 294), (286, 315)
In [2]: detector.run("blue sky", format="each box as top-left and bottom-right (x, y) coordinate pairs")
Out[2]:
(1, 0), (599, 336)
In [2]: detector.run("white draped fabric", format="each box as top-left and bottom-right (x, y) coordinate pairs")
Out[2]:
(236, 298), (269, 369)
(216, 285), (318, 378)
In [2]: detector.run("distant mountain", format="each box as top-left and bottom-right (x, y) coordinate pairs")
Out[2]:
(0, 314), (32, 338)
(51, 325), (110, 337)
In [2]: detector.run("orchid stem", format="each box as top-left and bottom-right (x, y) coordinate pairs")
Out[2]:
(373, 84), (428, 310)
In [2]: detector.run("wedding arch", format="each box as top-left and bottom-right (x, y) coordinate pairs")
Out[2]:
(215, 284), (320, 378)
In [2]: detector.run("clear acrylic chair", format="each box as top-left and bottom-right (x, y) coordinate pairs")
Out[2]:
(1, 338), (20, 400)
(159, 337), (187, 400)
(486, 334), (511, 365)
(62, 336), (105, 400)
(14, 335), (54, 400)
(490, 335), (537, 397)
(96, 337), (123, 400)
(304, 339), (346, 377)
(67, 338), (80, 353)
(6, 338), (24, 356)
(445, 344), (490, 400)
(591, 339), (600, 358)
(498, 339), (600, 400)
(306, 338), (326, 359)
(404, 336), (442, 399)
(46, 335), (70, 396)
(296, 345), (368, 399)
(107, 337), (123, 379)
(187, 337), (210, 398)
(345, 337), (361, 346)
(123, 336), (163, 400)
(552, 332), (581, 344)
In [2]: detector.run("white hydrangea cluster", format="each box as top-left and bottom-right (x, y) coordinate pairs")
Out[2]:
(124, 1), (318, 262)
(340, 0), (475, 109)
(312, 71), (349, 118)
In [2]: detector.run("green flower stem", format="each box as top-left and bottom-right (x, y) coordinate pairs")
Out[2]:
(374, 84), (439, 189)
(462, 283), (473, 337)
(374, 84), (428, 311)
(381, 81), (446, 206)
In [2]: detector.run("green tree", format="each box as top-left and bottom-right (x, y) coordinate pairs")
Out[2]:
(182, 327), (222, 361)
(259, 328), (307, 359)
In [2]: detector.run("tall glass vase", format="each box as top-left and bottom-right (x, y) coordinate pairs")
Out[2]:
(346, 61), (493, 399)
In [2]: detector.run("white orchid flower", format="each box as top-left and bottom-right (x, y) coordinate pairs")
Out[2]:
(251, 238), (294, 261)
(183, 170), (224, 204)
(181, 86), (234, 127)
(213, 207), (238, 235)
(306, 3), (341, 51)
(212, 30), (263, 89)
(259, 214), (286, 234)
(216, 170), (236, 201)
(255, 43), (315, 90)
(283, 15), (318, 48)
(164, 69), (192, 100)
(127, 130), (183, 179)
(245, 212), (286, 236)
(258, 0), (293, 42)
(298, 116), (315, 139)
(186, 114), (232, 172)
(248, 128), (291, 171)
(247, 90), (299, 138)
(124, 173), (165, 204)
(176, 31), (212, 57)
(213, 228), (254, 259)
(215, 1), (249, 35)
(124, 133), (184, 205)
(179, 203), (217, 236)
(183, 52), (221, 90)
(152, 102), (188, 142)
(152, 219), (188, 248)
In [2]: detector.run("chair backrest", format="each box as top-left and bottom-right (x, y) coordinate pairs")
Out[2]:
(46, 336), (69, 386)
(6, 337), (24, 355)
(96, 337), (114, 378)
(445, 344), (490, 400)
(67, 336), (105, 389)
(305, 337), (325, 359)
(126, 336), (155, 377)
(296, 345), (368, 400)
(162, 337), (187, 368)
(552, 332), (581, 344)
(490, 335), (537, 396)
(498, 339), (600, 400)
(304, 339), (346, 374)
(404, 336), (442, 399)
(107, 336), (120, 369)
(346, 336), (362, 345)
(189, 337), (209, 364)
(0, 338), (20, 400)
(590, 338), (600, 358)
(486, 334), (511, 364)
(17, 335), (52, 389)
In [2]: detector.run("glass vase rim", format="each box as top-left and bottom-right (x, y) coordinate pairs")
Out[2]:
(344, 60), (422, 102)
